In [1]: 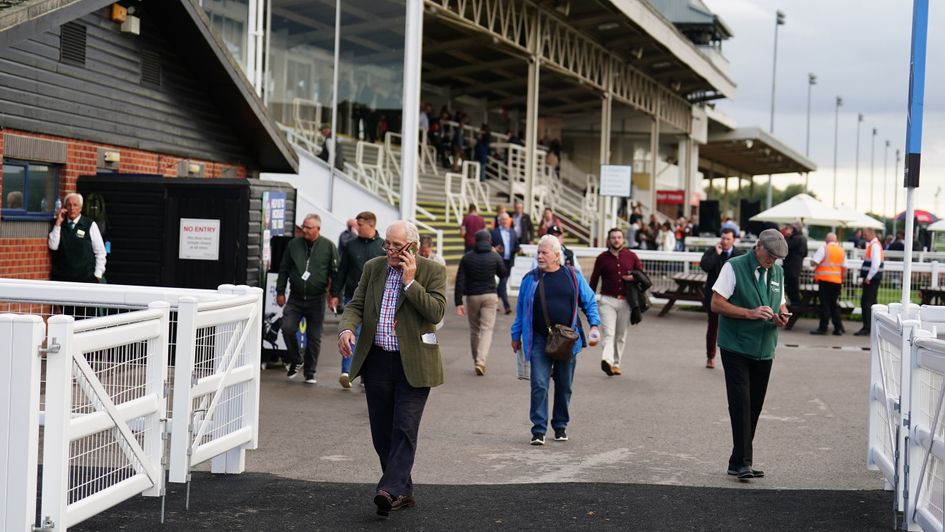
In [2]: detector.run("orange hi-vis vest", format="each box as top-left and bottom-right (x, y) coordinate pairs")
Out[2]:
(860, 238), (885, 279)
(814, 242), (845, 284)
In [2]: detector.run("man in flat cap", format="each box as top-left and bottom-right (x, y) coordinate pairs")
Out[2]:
(710, 228), (790, 482)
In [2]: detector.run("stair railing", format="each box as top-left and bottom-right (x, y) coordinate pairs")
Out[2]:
(444, 171), (466, 224)
(291, 98), (323, 146)
(462, 161), (491, 212)
(413, 219), (444, 260)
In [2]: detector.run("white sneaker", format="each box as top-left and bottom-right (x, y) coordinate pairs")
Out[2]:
(305, 376), (317, 384)
(339, 373), (351, 389)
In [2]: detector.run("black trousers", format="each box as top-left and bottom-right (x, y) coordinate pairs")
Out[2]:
(497, 258), (514, 311)
(362, 345), (431, 498)
(281, 296), (326, 378)
(817, 281), (844, 332)
(785, 275), (801, 306)
(860, 277), (881, 331)
(721, 349), (773, 469)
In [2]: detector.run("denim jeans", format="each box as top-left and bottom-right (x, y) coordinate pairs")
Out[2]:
(340, 296), (361, 374)
(529, 334), (576, 435)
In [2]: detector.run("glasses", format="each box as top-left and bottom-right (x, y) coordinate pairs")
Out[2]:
(382, 241), (411, 255)
(302, 224), (319, 230)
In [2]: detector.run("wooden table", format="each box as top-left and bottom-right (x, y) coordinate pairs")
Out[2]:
(787, 283), (855, 329)
(920, 287), (945, 305)
(656, 272), (707, 317)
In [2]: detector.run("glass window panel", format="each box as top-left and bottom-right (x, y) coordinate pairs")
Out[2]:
(204, 0), (249, 72)
(27, 164), (55, 213)
(2, 164), (25, 210)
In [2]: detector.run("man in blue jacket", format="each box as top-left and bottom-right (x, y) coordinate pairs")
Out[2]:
(491, 212), (520, 314)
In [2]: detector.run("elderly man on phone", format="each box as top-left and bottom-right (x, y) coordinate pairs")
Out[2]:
(710, 229), (789, 482)
(48, 192), (106, 284)
(337, 220), (446, 518)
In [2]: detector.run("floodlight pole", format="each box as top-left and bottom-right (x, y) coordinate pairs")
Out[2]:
(805, 73), (816, 193)
(833, 96), (842, 207)
(766, 9), (785, 209)
(870, 127), (877, 213)
(854, 113), (863, 210)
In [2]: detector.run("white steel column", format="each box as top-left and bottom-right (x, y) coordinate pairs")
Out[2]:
(649, 112), (660, 217)
(679, 138), (690, 219)
(599, 92), (613, 243)
(523, 16), (541, 216)
(399, 0), (423, 220)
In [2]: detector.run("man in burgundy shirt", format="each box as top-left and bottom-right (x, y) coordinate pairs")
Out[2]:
(460, 204), (486, 252)
(589, 228), (644, 376)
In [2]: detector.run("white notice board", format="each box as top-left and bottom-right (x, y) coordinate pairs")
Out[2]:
(599, 165), (632, 197)
(179, 218), (221, 260)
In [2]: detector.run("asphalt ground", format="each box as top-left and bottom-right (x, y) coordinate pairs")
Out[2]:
(72, 302), (894, 531)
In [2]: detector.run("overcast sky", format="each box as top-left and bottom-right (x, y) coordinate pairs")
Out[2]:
(704, 0), (943, 217)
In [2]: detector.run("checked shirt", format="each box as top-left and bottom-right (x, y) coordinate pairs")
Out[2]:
(374, 266), (403, 351)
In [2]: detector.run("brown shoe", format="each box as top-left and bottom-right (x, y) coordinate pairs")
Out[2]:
(374, 490), (394, 516)
(475, 364), (485, 376)
(706, 358), (715, 369)
(601, 360), (613, 376)
(612, 366), (622, 375)
(391, 494), (416, 512)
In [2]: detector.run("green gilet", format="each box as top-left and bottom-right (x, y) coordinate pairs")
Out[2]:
(717, 251), (783, 360)
(52, 217), (96, 282)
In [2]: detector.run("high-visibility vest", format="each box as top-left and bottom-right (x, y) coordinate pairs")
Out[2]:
(860, 238), (885, 279)
(814, 243), (845, 284)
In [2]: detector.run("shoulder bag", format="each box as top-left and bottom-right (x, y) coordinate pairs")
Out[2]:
(538, 271), (579, 362)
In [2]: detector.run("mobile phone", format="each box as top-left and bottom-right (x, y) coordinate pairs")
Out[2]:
(781, 312), (793, 317)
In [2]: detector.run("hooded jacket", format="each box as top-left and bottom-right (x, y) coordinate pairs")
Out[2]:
(454, 230), (507, 305)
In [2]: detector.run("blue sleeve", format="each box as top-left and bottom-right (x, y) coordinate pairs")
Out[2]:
(576, 272), (600, 327)
(511, 273), (530, 341)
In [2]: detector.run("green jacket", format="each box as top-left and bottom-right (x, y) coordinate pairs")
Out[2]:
(717, 251), (783, 360)
(339, 256), (447, 388)
(276, 236), (338, 300)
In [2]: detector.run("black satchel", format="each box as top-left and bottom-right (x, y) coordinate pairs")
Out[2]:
(538, 271), (579, 362)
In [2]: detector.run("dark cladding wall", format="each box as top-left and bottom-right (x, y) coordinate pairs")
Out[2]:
(0, 8), (253, 168)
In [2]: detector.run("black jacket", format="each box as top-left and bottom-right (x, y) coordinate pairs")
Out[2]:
(783, 233), (808, 277)
(700, 246), (744, 308)
(625, 269), (652, 325)
(333, 233), (385, 300)
(454, 239), (507, 306)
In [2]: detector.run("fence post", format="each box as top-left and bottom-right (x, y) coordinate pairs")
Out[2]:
(143, 301), (170, 497)
(169, 297), (198, 484)
(897, 317), (920, 512)
(905, 328), (935, 530)
(931, 261), (940, 289)
(0, 314), (44, 531)
(41, 315), (76, 530)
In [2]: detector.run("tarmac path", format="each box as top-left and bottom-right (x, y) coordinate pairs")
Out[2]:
(73, 304), (892, 531)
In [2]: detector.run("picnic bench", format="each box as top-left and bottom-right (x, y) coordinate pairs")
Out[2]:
(920, 287), (945, 305)
(785, 283), (856, 329)
(655, 272), (707, 317)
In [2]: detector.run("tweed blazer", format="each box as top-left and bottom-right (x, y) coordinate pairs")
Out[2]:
(338, 255), (447, 388)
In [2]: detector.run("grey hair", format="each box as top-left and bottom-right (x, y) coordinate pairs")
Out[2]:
(537, 234), (564, 265)
(388, 220), (420, 244)
(303, 213), (321, 225)
(498, 212), (511, 221)
(64, 192), (83, 207)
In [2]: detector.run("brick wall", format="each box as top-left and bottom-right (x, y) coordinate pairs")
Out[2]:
(0, 129), (250, 280)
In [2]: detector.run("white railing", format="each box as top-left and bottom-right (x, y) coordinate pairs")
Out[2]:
(291, 98), (323, 147)
(462, 161), (491, 212)
(414, 219), (444, 260)
(907, 334), (945, 531)
(41, 307), (169, 530)
(0, 280), (262, 529)
(444, 170), (466, 224)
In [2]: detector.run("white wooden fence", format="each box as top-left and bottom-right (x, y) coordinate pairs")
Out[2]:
(0, 280), (262, 531)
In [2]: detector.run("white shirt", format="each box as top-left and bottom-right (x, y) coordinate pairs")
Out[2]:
(48, 214), (107, 279)
(866, 239), (883, 281)
(713, 261), (786, 307)
(419, 111), (429, 130)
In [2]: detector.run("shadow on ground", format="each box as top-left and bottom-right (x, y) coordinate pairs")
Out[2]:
(71, 472), (894, 531)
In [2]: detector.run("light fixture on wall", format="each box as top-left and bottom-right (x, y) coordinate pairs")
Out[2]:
(103, 150), (120, 163)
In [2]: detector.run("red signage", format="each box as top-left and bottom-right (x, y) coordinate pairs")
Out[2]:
(657, 190), (685, 205)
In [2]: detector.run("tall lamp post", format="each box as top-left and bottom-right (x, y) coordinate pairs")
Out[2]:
(833, 96), (842, 207)
(883, 140), (890, 219)
(766, 9), (786, 209)
(893, 148), (901, 234)
(870, 127), (877, 213)
(854, 113), (863, 209)
(805, 73), (816, 193)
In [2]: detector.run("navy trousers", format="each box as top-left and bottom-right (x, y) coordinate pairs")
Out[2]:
(721, 349), (772, 469)
(362, 345), (430, 497)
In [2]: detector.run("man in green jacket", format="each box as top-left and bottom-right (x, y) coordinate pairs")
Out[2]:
(337, 220), (446, 517)
(710, 229), (789, 481)
(277, 214), (339, 384)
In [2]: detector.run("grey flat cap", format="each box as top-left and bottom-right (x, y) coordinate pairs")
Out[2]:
(758, 228), (788, 259)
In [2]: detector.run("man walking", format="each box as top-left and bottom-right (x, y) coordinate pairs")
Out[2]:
(809, 233), (847, 336)
(699, 228), (742, 368)
(855, 227), (884, 336)
(455, 229), (506, 375)
(460, 204), (486, 253)
(491, 212), (520, 314)
(589, 228), (644, 376)
(511, 200), (535, 245)
(338, 218), (358, 257)
(276, 214), (339, 384)
(337, 220), (446, 517)
(711, 229), (790, 480)
(782, 222), (807, 308)
(331, 211), (385, 387)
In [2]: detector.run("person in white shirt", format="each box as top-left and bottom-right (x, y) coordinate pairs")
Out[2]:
(854, 227), (884, 336)
(48, 192), (106, 283)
